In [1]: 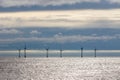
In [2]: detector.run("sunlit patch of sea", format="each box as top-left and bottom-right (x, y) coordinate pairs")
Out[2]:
(0, 57), (120, 80)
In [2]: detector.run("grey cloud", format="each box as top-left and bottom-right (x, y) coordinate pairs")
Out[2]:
(0, 34), (118, 44)
(0, 29), (23, 34)
(106, 0), (120, 4)
(0, 0), (100, 7)
(0, 0), (120, 8)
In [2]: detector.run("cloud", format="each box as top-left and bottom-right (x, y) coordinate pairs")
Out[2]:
(107, 0), (120, 4)
(0, 34), (119, 44)
(54, 32), (63, 37)
(30, 30), (42, 34)
(0, 0), (100, 8)
(0, 9), (120, 29)
(0, 29), (23, 34)
(0, 0), (120, 8)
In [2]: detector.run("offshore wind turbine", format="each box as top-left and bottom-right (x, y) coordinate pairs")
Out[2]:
(18, 49), (21, 58)
(60, 48), (63, 58)
(24, 44), (26, 58)
(81, 47), (83, 57)
(94, 48), (97, 57)
(45, 47), (49, 58)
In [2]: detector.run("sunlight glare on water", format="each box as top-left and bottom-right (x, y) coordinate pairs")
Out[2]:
(0, 58), (120, 80)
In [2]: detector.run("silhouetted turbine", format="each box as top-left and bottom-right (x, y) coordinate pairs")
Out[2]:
(24, 44), (27, 58)
(94, 48), (97, 57)
(60, 49), (63, 58)
(46, 47), (49, 58)
(81, 47), (83, 57)
(18, 49), (21, 58)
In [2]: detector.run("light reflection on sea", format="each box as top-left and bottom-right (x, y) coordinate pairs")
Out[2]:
(0, 58), (120, 80)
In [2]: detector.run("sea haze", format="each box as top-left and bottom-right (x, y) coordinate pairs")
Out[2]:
(0, 50), (120, 57)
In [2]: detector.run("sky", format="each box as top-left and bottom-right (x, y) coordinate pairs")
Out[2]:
(0, 0), (120, 51)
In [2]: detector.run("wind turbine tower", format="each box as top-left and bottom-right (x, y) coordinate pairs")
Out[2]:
(18, 49), (21, 58)
(94, 48), (97, 57)
(81, 47), (83, 57)
(24, 44), (27, 58)
(46, 47), (49, 58)
(60, 49), (63, 58)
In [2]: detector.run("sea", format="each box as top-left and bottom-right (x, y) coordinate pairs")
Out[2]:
(0, 50), (120, 80)
(0, 57), (120, 80)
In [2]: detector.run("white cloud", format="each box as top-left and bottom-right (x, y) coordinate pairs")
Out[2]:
(54, 32), (63, 37)
(0, 29), (22, 34)
(0, 34), (118, 44)
(0, 9), (120, 29)
(30, 30), (41, 34)
(0, 0), (100, 7)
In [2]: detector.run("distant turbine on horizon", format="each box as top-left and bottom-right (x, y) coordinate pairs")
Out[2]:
(81, 47), (83, 58)
(60, 48), (63, 58)
(24, 44), (27, 58)
(18, 49), (21, 58)
(94, 48), (97, 57)
(46, 47), (49, 58)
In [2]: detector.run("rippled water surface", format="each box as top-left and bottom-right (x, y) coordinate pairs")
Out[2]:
(0, 57), (120, 80)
